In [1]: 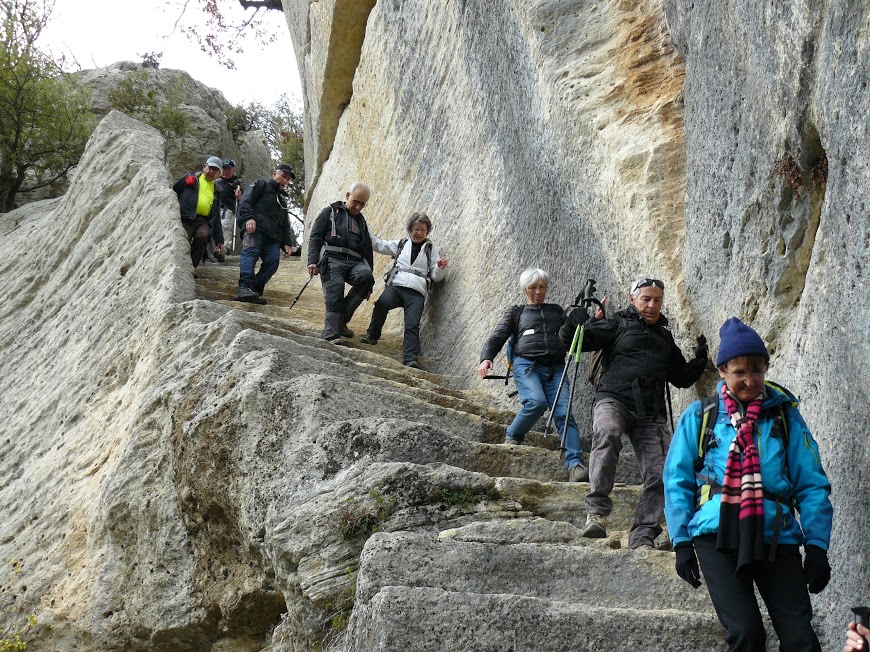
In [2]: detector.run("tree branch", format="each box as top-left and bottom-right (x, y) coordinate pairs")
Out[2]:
(238, 0), (283, 10)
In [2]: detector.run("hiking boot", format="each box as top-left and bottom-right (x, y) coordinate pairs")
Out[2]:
(215, 252), (226, 263)
(359, 335), (378, 345)
(632, 543), (655, 551)
(503, 438), (522, 446)
(340, 326), (355, 338)
(581, 514), (607, 539)
(568, 464), (589, 482)
(403, 360), (421, 369)
(235, 287), (261, 303)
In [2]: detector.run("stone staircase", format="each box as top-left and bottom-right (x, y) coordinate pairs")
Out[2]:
(194, 255), (729, 652)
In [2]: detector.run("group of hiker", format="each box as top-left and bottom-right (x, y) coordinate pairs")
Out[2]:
(174, 165), (847, 652)
(480, 269), (834, 652)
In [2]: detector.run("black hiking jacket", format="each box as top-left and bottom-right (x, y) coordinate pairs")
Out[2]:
(238, 178), (292, 246)
(480, 303), (577, 365)
(581, 306), (705, 418)
(306, 201), (374, 268)
(172, 171), (224, 245)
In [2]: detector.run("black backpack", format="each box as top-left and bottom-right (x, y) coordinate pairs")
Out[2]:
(585, 315), (629, 388)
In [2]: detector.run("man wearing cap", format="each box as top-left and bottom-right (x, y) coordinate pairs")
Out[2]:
(233, 163), (296, 304)
(570, 274), (708, 548)
(306, 183), (375, 342)
(172, 156), (225, 268)
(215, 158), (243, 255)
(664, 317), (831, 651)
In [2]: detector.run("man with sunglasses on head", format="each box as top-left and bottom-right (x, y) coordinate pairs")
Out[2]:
(306, 183), (375, 342)
(233, 164), (296, 304)
(572, 274), (708, 549)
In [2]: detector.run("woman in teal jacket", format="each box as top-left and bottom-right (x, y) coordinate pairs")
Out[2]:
(663, 317), (832, 652)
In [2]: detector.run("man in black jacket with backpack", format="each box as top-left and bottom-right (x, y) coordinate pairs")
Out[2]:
(578, 275), (708, 549)
(233, 164), (295, 304)
(306, 183), (375, 342)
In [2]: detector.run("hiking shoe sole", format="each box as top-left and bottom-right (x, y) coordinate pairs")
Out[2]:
(359, 335), (378, 345)
(581, 522), (607, 539)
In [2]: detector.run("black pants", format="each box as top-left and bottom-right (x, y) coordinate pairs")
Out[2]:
(694, 535), (820, 652)
(366, 285), (425, 364)
(319, 255), (374, 339)
(182, 216), (211, 268)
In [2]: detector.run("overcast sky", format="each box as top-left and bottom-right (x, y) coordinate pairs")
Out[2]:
(41, 0), (303, 108)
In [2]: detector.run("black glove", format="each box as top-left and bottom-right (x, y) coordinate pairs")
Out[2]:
(803, 545), (830, 594)
(566, 306), (589, 329)
(674, 541), (702, 588)
(693, 334), (708, 361)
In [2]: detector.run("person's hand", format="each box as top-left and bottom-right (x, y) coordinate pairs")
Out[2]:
(282, 245), (292, 258)
(594, 295), (607, 320)
(308, 264), (319, 278)
(479, 360), (493, 379)
(215, 244), (225, 255)
(674, 542), (702, 588)
(694, 334), (708, 361)
(846, 622), (870, 651)
(234, 185), (242, 198)
(803, 545), (830, 593)
(567, 306), (589, 328)
(245, 219), (256, 234)
(437, 256), (448, 269)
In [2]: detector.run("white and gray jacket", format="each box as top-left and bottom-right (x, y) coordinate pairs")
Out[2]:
(370, 234), (447, 298)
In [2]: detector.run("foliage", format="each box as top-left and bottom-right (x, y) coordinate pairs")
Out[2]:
(0, 0), (96, 211)
(426, 485), (502, 507)
(231, 94), (305, 212)
(107, 68), (191, 146)
(1, 559), (36, 651)
(337, 491), (396, 541)
(171, 0), (283, 71)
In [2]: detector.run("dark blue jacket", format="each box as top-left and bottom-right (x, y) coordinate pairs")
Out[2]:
(173, 172), (224, 245)
(238, 178), (292, 246)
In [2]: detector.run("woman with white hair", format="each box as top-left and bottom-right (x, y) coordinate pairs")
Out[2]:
(479, 268), (591, 482)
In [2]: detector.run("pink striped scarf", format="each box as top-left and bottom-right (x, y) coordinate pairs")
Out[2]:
(716, 384), (766, 572)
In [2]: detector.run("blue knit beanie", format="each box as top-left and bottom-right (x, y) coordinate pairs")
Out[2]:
(715, 317), (769, 367)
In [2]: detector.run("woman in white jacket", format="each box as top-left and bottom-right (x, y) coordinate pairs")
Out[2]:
(360, 212), (448, 368)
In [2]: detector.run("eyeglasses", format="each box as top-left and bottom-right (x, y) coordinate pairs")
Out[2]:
(722, 370), (766, 381)
(631, 278), (665, 293)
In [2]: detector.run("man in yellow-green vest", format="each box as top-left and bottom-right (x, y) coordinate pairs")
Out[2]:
(173, 155), (225, 268)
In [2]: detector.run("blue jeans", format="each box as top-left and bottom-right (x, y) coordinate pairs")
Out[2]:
(239, 231), (280, 293)
(507, 357), (583, 469)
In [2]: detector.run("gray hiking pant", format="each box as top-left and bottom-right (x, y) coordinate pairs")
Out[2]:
(366, 285), (425, 364)
(585, 397), (670, 548)
(320, 255), (374, 340)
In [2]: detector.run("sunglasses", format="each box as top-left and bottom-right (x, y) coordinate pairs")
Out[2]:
(632, 278), (665, 293)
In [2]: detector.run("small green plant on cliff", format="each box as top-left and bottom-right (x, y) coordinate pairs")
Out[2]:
(108, 69), (190, 145)
(1, 559), (37, 651)
(426, 485), (503, 507)
(337, 491), (396, 541)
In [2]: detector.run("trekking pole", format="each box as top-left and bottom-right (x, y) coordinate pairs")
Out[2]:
(665, 383), (675, 431)
(288, 275), (313, 311)
(853, 607), (870, 650)
(544, 279), (597, 434)
(544, 321), (581, 434)
(560, 322), (586, 453)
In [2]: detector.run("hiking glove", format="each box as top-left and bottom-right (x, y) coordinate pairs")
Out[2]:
(674, 542), (702, 589)
(566, 307), (589, 329)
(803, 545), (830, 593)
(693, 334), (708, 361)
